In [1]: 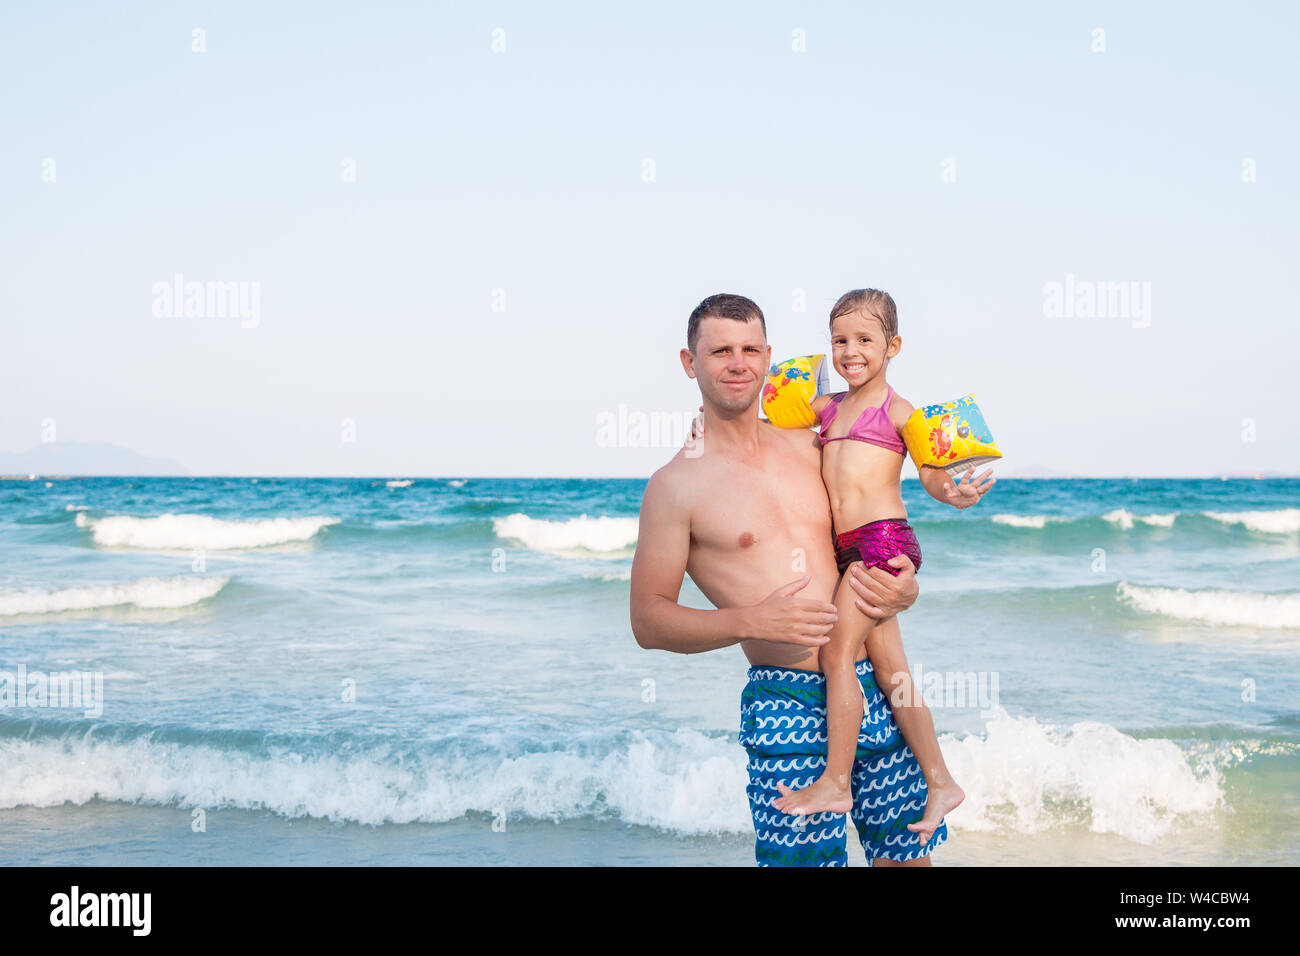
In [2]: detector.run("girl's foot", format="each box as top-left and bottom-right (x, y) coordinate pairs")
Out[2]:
(774, 777), (853, 816)
(906, 781), (965, 844)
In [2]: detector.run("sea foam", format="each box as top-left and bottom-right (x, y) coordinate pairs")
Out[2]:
(1102, 509), (1178, 530)
(1204, 508), (1300, 534)
(992, 514), (1048, 528)
(1118, 582), (1300, 629)
(0, 576), (228, 616)
(75, 512), (339, 550)
(991, 511), (1179, 530)
(0, 713), (1227, 842)
(493, 513), (638, 555)
(941, 709), (1223, 844)
(0, 726), (750, 834)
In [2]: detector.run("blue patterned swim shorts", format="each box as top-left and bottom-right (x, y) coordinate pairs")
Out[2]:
(738, 658), (948, 867)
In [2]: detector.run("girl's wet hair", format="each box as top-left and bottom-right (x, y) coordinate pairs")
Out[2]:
(829, 289), (898, 341)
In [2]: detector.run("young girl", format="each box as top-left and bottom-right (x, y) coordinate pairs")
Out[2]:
(772, 289), (995, 844)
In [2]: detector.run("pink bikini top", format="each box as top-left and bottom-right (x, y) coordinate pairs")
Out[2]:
(816, 386), (905, 454)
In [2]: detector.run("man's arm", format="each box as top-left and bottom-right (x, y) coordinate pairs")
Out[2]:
(629, 468), (752, 654)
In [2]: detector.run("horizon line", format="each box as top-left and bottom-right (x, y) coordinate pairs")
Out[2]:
(3, 473), (1298, 481)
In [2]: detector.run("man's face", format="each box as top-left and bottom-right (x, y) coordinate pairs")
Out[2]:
(682, 316), (771, 414)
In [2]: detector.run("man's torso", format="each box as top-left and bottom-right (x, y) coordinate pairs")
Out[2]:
(667, 422), (854, 670)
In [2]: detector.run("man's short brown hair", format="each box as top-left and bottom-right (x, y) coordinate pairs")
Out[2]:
(687, 293), (766, 354)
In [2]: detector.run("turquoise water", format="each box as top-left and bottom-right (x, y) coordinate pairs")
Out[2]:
(0, 476), (1297, 864)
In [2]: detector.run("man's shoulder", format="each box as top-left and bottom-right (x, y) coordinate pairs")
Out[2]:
(648, 422), (820, 489)
(644, 451), (701, 505)
(762, 419), (822, 461)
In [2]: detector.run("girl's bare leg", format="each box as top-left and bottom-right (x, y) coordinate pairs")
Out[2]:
(773, 564), (876, 816)
(864, 614), (965, 844)
(871, 855), (932, 867)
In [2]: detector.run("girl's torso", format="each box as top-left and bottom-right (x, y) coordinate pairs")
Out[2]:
(816, 385), (908, 535)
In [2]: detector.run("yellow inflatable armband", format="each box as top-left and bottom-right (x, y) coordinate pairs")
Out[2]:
(901, 394), (1003, 478)
(761, 355), (830, 429)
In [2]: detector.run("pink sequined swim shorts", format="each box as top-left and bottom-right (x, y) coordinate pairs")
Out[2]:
(833, 518), (922, 577)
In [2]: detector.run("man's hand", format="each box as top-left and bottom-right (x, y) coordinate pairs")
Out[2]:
(939, 466), (996, 509)
(844, 556), (918, 619)
(741, 573), (837, 646)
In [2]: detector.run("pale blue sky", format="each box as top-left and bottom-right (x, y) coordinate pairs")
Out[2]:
(3, 1), (1297, 476)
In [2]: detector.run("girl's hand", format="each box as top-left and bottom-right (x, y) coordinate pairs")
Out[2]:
(682, 406), (706, 457)
(943, 467), (996, 508)
(685, 406), (705, 442)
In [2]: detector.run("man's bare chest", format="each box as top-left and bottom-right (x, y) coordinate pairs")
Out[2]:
(685, 455), (829, 552)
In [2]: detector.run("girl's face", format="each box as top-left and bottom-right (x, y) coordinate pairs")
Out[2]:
(830, 308), (900, 385)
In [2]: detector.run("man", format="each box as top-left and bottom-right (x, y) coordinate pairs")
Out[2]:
(629, 293), (946, 867)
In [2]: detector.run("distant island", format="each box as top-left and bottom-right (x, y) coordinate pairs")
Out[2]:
(0, 442), (190, 477)
(1000, 463), (1071, 478)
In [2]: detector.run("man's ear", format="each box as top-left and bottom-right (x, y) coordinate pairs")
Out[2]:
(680, 347), (697, 379)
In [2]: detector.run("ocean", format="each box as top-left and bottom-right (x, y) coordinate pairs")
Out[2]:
(0, 476), (1297, 866)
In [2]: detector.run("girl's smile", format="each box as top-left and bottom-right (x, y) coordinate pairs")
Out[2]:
(831, 308), (897, 384)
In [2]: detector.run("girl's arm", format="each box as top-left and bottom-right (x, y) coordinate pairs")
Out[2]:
(920, 464), (997, 508)
(687, 391), (832, 444)
(891, 394), (996, 508)
(917, 463), (960, 503)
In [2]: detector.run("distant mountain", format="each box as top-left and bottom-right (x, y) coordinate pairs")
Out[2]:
(0, 442), (190, 476)
(1000, 463), (1071, 478)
